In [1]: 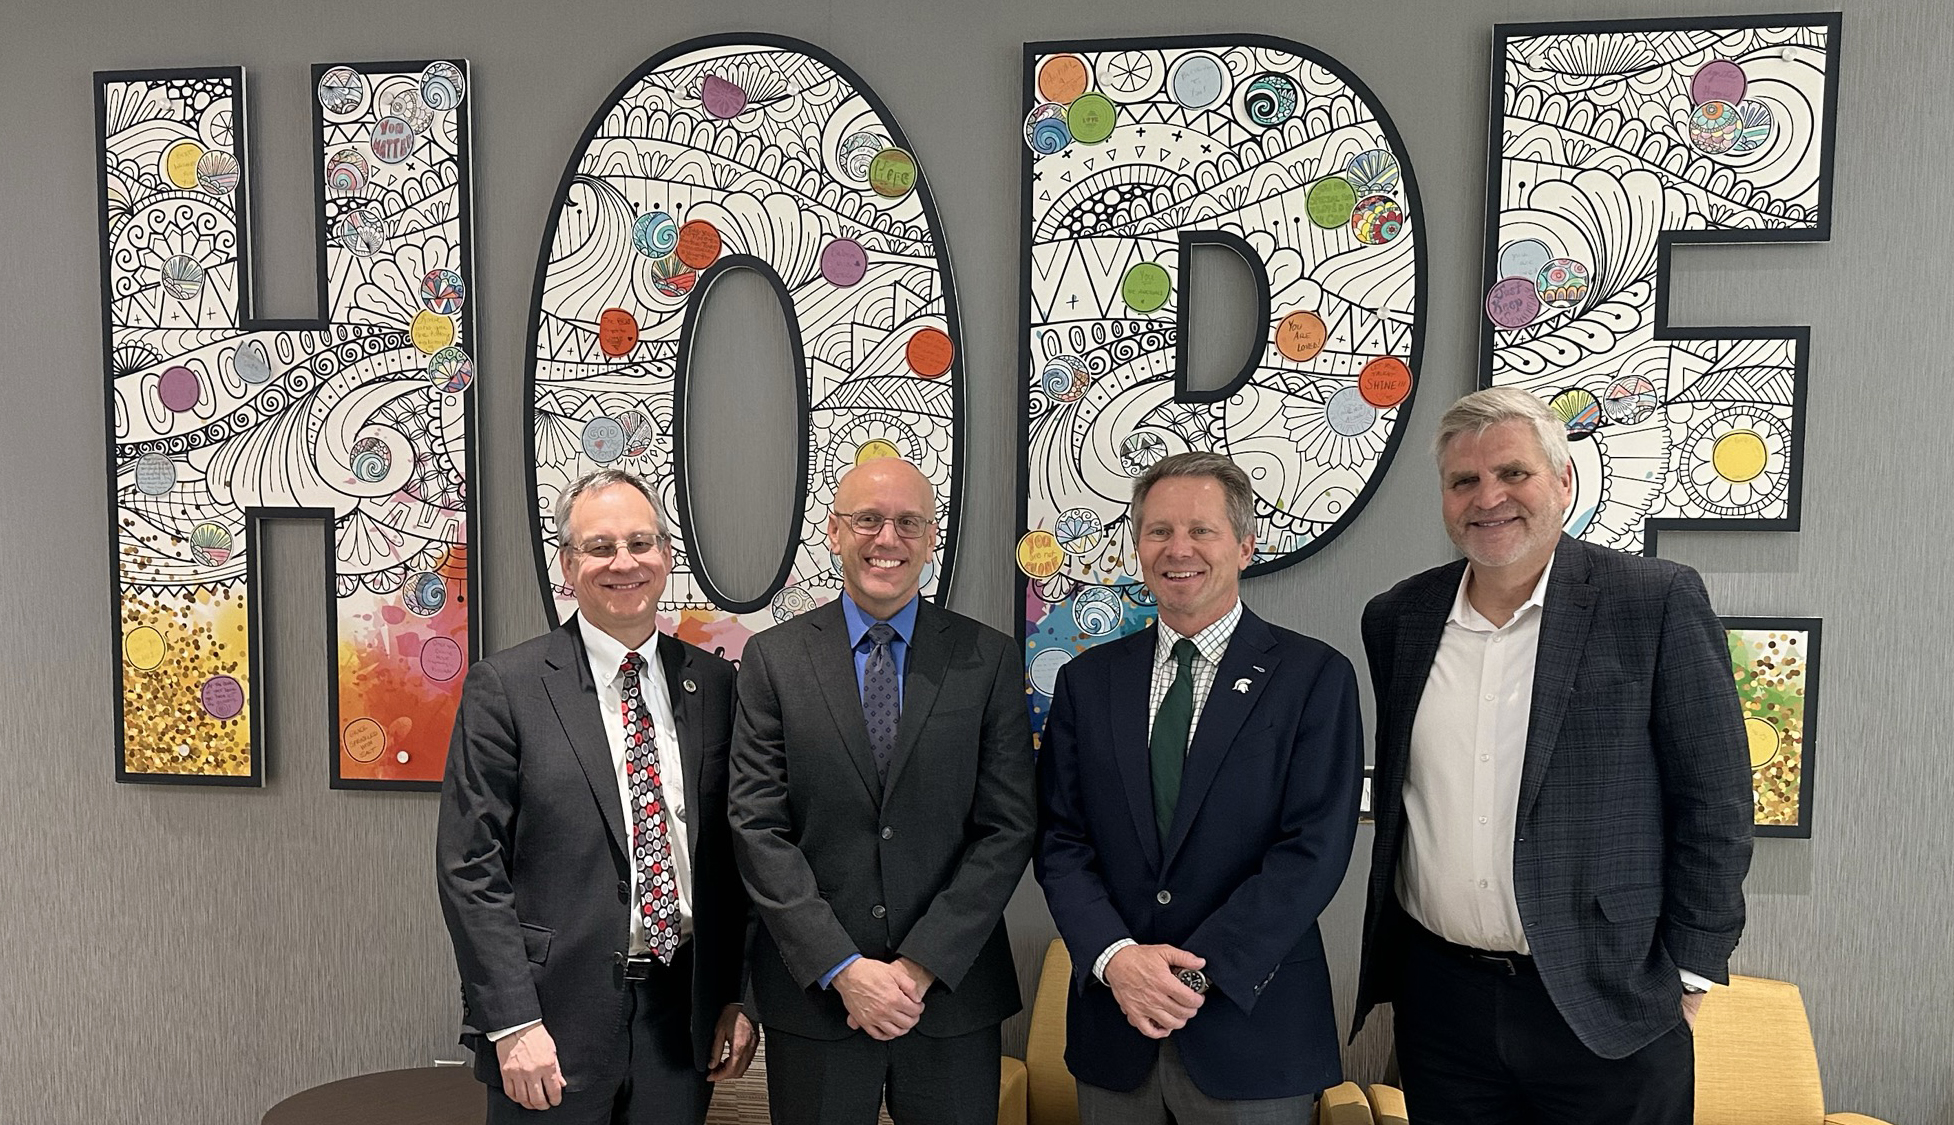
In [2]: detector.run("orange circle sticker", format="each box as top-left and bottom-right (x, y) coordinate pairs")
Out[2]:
(675, 220), (721, 270)
(1358, 356), (1412, 408)
(905, 327), (954, 377)
(1275, 311), (1327, 362)
(1038, 55), (1090, 105)
(343, 717), (386, 763)
(598, 308), (639, 357)
(1017, 530), (1064, 579)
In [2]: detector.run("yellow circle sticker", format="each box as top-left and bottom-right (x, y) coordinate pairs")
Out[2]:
(1016, 530), (1065, 579)
(411, 309), (456, 354)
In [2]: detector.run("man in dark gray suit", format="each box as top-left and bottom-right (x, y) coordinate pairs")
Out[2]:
(729, 457), (1036, 1125)
(438, 469), (755, 1123)
(1353, 388), (1753, 1125)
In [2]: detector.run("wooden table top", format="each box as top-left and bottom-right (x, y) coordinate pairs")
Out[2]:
(262, 1066), (483, 1125)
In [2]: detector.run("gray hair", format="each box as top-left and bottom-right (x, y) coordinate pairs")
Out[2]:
(555, 469), (675, 547)
(1431, 387), (1570, 477)
(1130, 450), (1257, 541)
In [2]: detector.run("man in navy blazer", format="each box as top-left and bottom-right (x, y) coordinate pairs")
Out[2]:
(1037, 451), (1363, 1123)
(1352, 388), (1753, 1125)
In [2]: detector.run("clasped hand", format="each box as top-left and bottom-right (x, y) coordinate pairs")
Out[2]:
(1105, 943), (1206, 1039)
(834, 956), (935, 1040)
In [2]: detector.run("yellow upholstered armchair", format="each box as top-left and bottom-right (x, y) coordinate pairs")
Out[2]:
(1360, 974), (1893, 1125)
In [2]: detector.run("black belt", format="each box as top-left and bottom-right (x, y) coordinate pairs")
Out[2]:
(614, 940), (691, 982)
(1413, 922), (1534, 976)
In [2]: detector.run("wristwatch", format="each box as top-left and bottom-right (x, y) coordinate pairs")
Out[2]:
(1177, 968), (1209, 994)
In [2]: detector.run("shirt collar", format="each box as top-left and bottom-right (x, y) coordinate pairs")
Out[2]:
(1448, 553), (1556, 631)
(1154, 599), (1243, 668)
(841, 591), (920, 649)
(577, 614), (654, 688)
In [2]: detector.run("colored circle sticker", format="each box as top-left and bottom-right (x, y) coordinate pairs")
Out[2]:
(583, 417), (626, 463)
(1712, 430), (1768, 482)
(701, 75), (748, 119)
(134, 452), (176, 495)
(1276, 311), (1327, 362)
(421, 636), (464, 682)
(420, 61), (466, 111)
(1485, 277), (1542, 329)
(158, 365), (201, 413)
(1170, 53), (1226, 109)
(633, 211), (678, 257)
(1038, 55), (1090, 104)
(1325, 387), (1377, 436)
(1689, 100), (1740, 155)
(855, 439), (901, 464)
(195, 150), (240, 196)
(1350, 195), (1405, 245)
(1358, 357), (1412, 408)
(420, 268), (465, 314)
(1067, 93), (1117, 144)
(343, 717), (386, 763)
(201, 675), (244, 720)
(165, 141), (205, 188)
(317, 67), (366, 115)
(160, 255), (206, 300)
(403, 572), (447, 616)
(1120, 262), (1171, 313)
(675, 221), (721, 270)
(867, 148), (917, 198)
(1745, 716), (1781, 768)
(1692, 60), (1747, 108)
(1024, 103), (1071, 154)
(1028, 648), (1072, 696)
(1497, 238), (1553, 281)
(411, 309), (456, 354)
(905, 328), (954, 377)
(1306, 177), (1357, 228)
(821, 238), (868, 287)
(189, 522), (233, 566)
(125, 626), (166, 670)
(1017, 530), (1065, 579)
(428, 346), (473, 393)
(598, 308), (639, 357)
(370, 116), (416, 164)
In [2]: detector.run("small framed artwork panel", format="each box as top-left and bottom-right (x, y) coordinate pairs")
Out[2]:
(1723, 617), (1820, 839)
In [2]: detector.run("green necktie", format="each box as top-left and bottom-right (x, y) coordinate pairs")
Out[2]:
(1149, 638), (1198, 844)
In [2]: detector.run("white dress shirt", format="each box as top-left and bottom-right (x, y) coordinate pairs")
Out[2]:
(1396, 560), (1713, 993)
(1094, 600), (1244, 982)
(489, 620), (696, 1042)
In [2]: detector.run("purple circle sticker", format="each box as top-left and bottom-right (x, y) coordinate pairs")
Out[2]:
(821, 238), (868, 287)
(701, 75), (747, 119)
(1485, 277), (1542, 329)
(201, 675), (244, 720)
(158, 366), (202, 412)
(1691, 60), (1747, 108)
(371, 116), (416, 164)
(421, 636), (464, 682)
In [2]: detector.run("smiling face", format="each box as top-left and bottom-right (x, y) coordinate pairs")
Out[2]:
(1135, 474), (1254, 636)
(559, 482), (671, 648)
(827, 458), (937, 619)
(1439, 419), (1573, 580)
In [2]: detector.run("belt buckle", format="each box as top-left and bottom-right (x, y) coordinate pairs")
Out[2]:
(1469, 951), (1517, 976)
(614, 952), (655, 982)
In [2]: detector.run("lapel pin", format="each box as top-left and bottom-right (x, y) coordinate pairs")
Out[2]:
(1252, 665), (1266, 673)
(1233, 678), (1252, 693)
(682, 678), (697, 694)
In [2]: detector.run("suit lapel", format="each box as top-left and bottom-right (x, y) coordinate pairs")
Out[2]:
(1382, 566), (1459, 814)
(882, 602), (951, 797)
(1108, 629), (1161, 872)
(806, 601), (883, 804)
(1162, 610), (1281, 869)
(657, 632), (704, 847)
(1518, 539), (1596, 826)
(541, 619), (628, 858)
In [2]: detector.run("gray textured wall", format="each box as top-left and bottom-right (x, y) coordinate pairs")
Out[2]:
(3, 0), (1949, 1122)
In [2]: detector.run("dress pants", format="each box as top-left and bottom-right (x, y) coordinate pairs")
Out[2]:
(1075, 1038), (1315, 1125)
(1393, 924), (1693, 1125)
(762, 1023), (1001, 1125)
(487, 943), (710, 1125)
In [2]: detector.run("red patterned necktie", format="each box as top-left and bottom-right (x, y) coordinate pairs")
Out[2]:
(620, 652), (681, 964)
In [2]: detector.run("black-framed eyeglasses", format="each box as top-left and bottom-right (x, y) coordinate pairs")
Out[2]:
(565, 535), (668, 560)
(833, 511), (934, 539)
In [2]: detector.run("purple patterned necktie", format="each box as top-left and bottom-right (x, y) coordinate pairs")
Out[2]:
(862, 623), (900, 783)
(619, 653), (681, 964)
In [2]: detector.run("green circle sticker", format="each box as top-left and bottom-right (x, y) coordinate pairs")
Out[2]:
(1306, 176), (1357, 229)
(867, 148), (917, 198)
(1121, 262), (1171, 312)
(1067, 93), (1117, 145)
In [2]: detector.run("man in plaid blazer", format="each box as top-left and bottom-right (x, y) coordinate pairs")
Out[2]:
(1352, 388), (1754, 1125)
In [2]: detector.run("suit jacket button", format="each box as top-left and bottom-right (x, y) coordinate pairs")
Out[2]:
(871, 905), (887, 919)
(880, 826), (895, 840)
(1156, 890), (1172, 905)
(617, 880), (629, 903)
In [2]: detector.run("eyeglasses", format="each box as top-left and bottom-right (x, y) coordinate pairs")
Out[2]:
(832, 511), (935, 539)
(565, 535), (668, 560)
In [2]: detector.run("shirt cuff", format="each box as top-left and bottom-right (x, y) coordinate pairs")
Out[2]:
(486, 1019), (541, 1042)
(1679, 968), (1716, 993)
(1092, 939), (1137, 983)
(819, 954), (862, 989)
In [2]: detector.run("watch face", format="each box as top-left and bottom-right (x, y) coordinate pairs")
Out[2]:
(1177, 968), (1209, 994)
